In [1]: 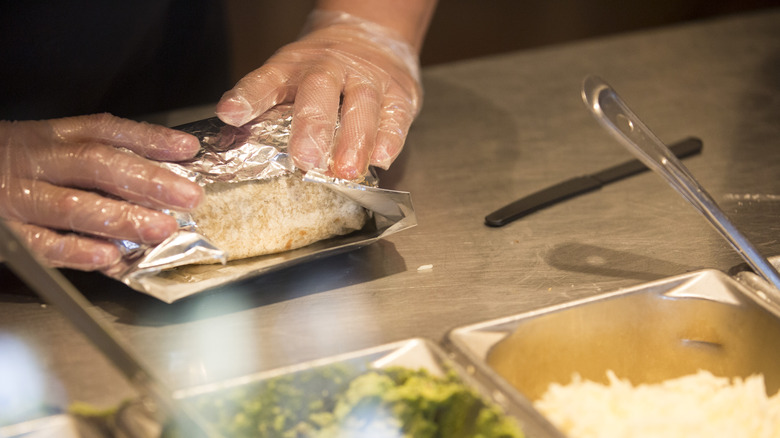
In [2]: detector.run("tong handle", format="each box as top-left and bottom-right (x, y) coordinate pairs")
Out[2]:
(0, 220), (220, 437)
(582, 75), (780, 294)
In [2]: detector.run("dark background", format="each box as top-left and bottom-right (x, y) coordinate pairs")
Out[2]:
(224, 0), (779, 81)
(3, 1), (777, 120)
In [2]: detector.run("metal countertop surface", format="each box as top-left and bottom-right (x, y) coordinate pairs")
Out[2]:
(2, 9), (779, 410)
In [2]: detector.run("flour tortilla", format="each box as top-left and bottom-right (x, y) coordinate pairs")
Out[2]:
(191, 174), (367, 261)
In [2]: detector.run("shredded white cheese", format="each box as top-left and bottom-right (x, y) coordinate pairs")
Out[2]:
(534, 370), (780, 438)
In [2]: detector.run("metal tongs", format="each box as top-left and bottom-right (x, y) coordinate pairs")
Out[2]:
(581, 75), (780, 302)
(0, 221), (222, 438)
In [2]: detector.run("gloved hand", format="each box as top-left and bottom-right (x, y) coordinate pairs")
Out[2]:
(216, 10), (422, 181)
(0, 114), (203, 273)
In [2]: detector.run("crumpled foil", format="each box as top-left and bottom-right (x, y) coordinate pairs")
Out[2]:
(111, 105), (416, 303)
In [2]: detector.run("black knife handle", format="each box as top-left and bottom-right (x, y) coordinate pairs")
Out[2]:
(484, 137), (703, 227)
(485, 176), (603, 227)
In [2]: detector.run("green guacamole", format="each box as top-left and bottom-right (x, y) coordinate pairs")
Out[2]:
(165, 365), (524, 438)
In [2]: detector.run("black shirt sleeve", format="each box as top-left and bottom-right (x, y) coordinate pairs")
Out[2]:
(0, 0), (230, 120)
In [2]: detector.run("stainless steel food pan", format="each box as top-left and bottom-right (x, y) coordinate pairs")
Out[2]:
(445, 269), (780, 402)
(116, 338), (564, 438)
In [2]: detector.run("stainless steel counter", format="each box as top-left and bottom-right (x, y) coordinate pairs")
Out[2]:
(2, 9), (779, 413)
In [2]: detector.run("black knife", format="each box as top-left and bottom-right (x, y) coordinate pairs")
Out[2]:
(484, 137), (703, 227)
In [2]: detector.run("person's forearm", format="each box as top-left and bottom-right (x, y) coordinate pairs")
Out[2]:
(314, 0), (438, 52)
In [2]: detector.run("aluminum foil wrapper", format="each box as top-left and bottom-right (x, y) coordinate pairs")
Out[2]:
(112, 105), (416, 303)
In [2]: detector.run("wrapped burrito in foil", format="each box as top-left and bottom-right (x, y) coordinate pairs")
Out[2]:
(111, 105), (416, 303)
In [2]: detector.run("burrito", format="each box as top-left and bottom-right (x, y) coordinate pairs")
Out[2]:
(115, 106), (416, 301)
(192, 172), (367, 261)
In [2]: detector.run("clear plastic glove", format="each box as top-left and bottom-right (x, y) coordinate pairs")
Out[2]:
(216, 10), (422, 180)
(0, 114), (203, 273)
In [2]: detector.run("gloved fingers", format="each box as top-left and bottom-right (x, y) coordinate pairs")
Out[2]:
(216, 64), (297, 127)
(0, 115), (202, 273)
(4, 220), (122, 271)
(287, 61), (345, 172)
(330, 79), (383, 180)
(1, 180), (180, 244)
(216, 10), (423, 179)
(370, 92), (418, 169)
(49, 114), (201, 161)
(31, 141), (203, 211)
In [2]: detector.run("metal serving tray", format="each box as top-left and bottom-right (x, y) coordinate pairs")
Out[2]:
(2, 338), (562, 437)
(444, 268), (780, 412)
(112, 338), (564, 437)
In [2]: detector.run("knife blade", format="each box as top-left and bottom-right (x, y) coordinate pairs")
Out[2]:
(484, 137), (703, 227)
(0, 220), (221, 437)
